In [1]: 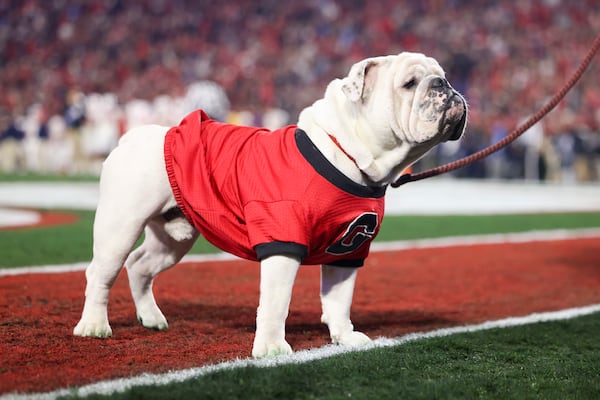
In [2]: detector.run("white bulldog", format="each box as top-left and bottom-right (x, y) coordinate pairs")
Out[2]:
(73, 52), (467, 358)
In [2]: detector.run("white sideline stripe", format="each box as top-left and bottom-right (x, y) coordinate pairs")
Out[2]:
(2, 227), (600, 277)
(3, 303), (600, 400)
(0, 262), (91, 276)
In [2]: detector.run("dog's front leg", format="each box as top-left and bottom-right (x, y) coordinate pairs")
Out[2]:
(252, 254), (300, 358)
(320, 265), (371, 347)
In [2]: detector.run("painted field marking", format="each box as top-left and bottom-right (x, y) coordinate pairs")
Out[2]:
(2, 227), (600, 276)
(3, 303), (599, 400)
(0, 208), (40, 228)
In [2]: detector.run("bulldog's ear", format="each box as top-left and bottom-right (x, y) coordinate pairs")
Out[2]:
(341, 60), (378, 103)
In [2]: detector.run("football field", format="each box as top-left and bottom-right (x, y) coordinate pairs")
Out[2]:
(1, 179), (600, 399)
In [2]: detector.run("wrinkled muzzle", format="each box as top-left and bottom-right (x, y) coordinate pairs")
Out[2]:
(425, 76), (467, 142)
(443, 91), (467, 141)
(411, 77), (467, 144)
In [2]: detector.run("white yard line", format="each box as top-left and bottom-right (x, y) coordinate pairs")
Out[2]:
(3, 303), (600, 400)
(2, 227), (600, 276)
(0, 182), (99, 210)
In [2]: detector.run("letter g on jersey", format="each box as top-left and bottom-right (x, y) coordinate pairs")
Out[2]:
(326, 212), (378, 256)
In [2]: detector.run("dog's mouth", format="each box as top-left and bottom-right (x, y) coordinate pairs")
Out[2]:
(440, 92), (467, 142)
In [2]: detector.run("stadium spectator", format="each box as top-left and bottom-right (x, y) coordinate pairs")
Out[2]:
(0, 109), (26, 172)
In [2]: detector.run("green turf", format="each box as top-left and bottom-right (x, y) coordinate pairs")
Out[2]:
(62, 311), (600, 400)
(0, 210), (95, 267)
(2, 211), (600, 268)
(0, 173), (99, 182)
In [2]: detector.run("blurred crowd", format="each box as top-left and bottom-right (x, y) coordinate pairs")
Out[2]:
(0, 0), (599, 181)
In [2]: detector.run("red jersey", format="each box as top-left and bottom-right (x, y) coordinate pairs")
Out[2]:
(164, 110), (386, 267)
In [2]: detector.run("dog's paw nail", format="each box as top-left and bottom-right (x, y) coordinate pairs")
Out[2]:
(95, 329), (113, 338)
(137, 314), (169, 330)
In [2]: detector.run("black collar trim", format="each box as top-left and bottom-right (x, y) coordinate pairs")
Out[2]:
(295, 129), (386, 199)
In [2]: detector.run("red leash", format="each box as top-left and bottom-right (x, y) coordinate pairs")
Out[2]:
(391, 34), (600, 188)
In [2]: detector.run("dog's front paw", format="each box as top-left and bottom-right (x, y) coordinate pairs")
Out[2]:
(252, 338), (293, 358)
(332, 331), (372, 348)
(73, 317), (112, 338)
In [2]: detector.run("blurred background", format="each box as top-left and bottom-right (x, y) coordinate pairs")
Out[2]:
(0, 0), (599, 182)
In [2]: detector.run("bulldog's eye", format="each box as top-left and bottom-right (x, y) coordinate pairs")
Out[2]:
(402, 78), (416, 90)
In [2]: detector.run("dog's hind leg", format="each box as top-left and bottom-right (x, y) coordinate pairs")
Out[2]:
(74, 124), (174, 338)
(73, 206), (145, 338)
(125, 215), (198, 330)
(73, 176), (149, 338)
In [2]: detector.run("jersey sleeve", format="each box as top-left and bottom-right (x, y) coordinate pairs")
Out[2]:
(244, 200), (309, 261)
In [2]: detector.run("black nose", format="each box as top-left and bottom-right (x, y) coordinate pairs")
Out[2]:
(430, 77), (449, 89)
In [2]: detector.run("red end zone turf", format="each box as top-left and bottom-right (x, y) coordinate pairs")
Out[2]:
(1, 237), (599, 394)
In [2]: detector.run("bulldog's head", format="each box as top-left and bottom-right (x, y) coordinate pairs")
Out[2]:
(298, 52), (467, 185)
(343, 52), (466, 143)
